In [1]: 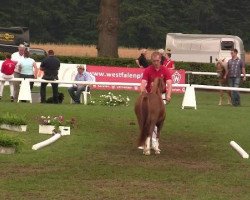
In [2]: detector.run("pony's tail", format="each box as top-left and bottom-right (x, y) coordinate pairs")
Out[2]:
(138, 95), (151, 146)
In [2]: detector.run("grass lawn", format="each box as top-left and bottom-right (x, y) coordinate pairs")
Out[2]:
(0, 88), (249, 200)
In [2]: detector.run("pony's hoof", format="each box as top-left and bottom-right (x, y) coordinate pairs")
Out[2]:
(143, 150), (150, 155)
(155, 150), (161, 155)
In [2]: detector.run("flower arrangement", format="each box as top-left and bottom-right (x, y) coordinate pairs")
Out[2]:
(89, 92), (130, 106)
(39, 115), (77, 133)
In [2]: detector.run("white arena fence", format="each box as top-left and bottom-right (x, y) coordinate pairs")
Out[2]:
(1, 78), (250, 93)
(185, 71), (250, 84)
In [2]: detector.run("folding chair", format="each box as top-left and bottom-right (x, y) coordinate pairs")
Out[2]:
(80, 74), (96, 105)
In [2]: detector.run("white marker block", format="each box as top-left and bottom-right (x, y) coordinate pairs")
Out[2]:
(230, 141), (249, 159)
(32, 133), (62, 150)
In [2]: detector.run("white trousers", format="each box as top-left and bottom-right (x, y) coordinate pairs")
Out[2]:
(0, 74), (14, 97)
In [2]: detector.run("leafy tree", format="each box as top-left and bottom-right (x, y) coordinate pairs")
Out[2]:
(0, 0), (250, 50)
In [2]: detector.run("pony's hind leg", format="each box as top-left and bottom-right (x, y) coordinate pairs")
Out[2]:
(151, 126), (161, 154)
(154, 138), (161, 155)
(219, 90), (223, 105)
(227, 90), (232, 105)
(143, 137), (151, 155)
(151, 126), (157, 149)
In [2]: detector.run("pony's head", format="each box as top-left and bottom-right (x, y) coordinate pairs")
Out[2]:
(215, 58), (228, 67)
(151, 78), (166, 94)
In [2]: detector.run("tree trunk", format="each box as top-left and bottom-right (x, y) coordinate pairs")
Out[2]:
(97, 0), (119, 58)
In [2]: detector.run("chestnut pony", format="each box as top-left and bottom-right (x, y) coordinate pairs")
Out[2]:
(134, 78), (166, 155)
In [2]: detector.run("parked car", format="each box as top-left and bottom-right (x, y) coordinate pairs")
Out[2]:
(0, 44), (47, 57)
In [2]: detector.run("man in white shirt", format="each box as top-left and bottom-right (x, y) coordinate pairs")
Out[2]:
(11, 44), (26, 100)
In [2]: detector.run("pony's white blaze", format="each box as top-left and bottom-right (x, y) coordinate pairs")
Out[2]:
(230, 141), (249, 159)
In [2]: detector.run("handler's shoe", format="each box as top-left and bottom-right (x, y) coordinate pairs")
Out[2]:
(10, 96), (14, 102)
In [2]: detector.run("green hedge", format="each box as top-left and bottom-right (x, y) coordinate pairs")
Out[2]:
(1, 53), (249, 87)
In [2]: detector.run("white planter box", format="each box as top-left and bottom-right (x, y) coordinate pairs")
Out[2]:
(0, 146), (15, 154)
(59, 126), (70, 136)
(39, 125), (55, 134)
(0, 124), (27, 132)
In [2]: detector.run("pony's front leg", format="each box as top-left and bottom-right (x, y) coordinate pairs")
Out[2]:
(154, 138), (161, 154)
(152, 126), (161, 154)
(143, 137), (151, 155)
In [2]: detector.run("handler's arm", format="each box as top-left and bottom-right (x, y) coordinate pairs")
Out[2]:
(140, 79), (147, 93)
(166, 79), (172, 102)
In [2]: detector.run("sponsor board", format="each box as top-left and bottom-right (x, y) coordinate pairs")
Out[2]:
(1, 61), (185, 93)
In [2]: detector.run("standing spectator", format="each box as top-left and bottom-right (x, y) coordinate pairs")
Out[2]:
(0, 53), (16, 101)
(158, 49), (166, 65)
(227, 48), (246, 106)
(40, 50), (60, 104)
(163, 48), (175, 70)
(135, 49), (149, 68)
(68, 65), (95, 104)
(16, 49), (38, 90)
(11, 44), (25, 100)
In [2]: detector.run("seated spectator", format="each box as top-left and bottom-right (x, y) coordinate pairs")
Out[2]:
(68, 65), (95, 104)
(0, 53), (16, 102)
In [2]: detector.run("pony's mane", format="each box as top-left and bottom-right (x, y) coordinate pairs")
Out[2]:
(151, 78), (165, 94)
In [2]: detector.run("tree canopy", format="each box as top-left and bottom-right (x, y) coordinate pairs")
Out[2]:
(0, 0), (250, 50)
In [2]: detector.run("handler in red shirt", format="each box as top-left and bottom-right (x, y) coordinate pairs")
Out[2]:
(140, 51), (172, 102)
(0, 53), (16, 101)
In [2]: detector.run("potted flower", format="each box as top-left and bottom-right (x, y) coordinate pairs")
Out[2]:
(0, 113), (27, 132)
(38, 115), (76, 135)
(38, 116), (56, 134)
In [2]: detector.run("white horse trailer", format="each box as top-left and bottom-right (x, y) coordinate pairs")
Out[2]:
(165, 33), (245, 63)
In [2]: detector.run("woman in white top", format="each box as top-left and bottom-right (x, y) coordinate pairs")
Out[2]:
(17, 49), (38, 90)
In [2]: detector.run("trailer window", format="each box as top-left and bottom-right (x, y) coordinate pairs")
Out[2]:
(221, 41), (234, 50)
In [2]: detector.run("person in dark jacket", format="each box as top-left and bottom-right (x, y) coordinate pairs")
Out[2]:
(135, 49), (149, 68)
(40, 50), (60, 103)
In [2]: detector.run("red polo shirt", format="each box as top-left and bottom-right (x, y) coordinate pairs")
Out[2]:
(1, 58), (15, 75)
(142, 65), (172, 93)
